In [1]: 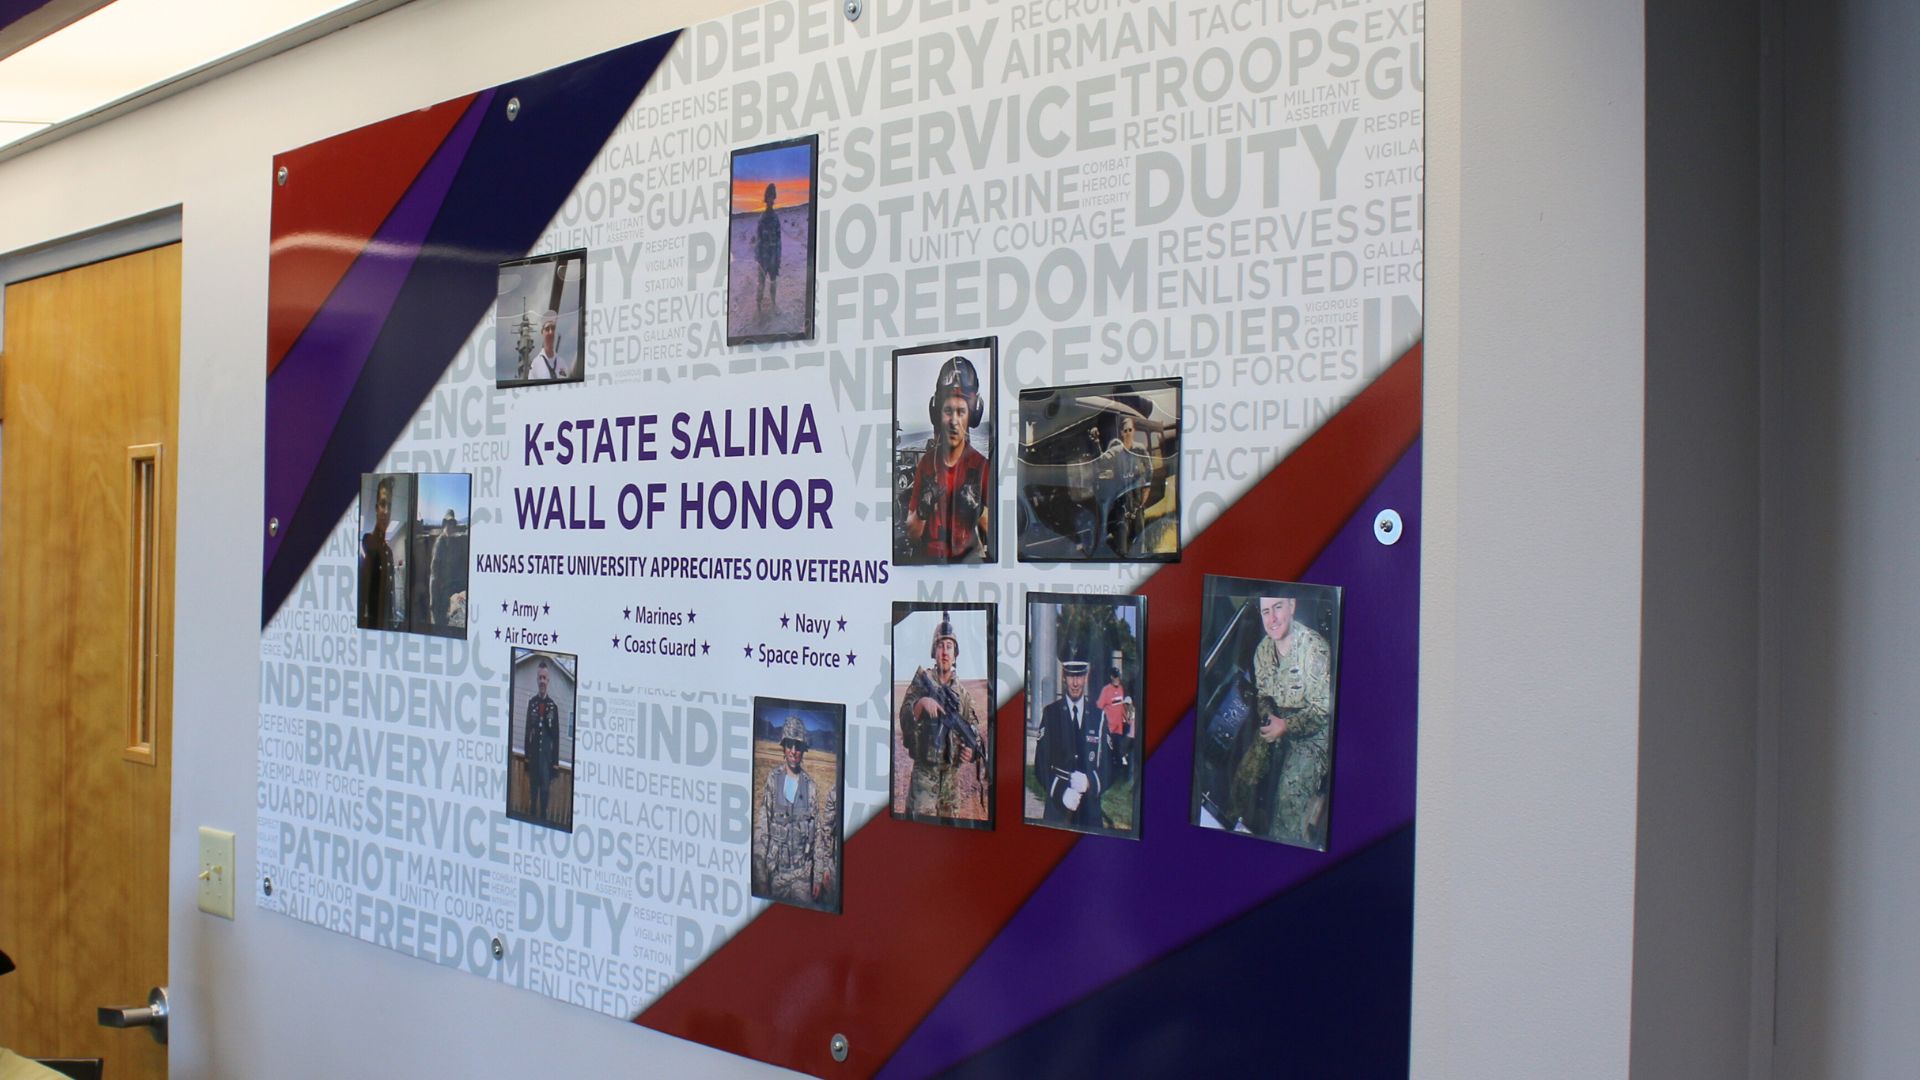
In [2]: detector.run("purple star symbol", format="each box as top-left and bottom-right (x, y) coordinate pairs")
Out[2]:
(493, 628), (501, 639)
(611, 636), (620, 648)
(701, 641), (710, 655)
(846, 651), (857, 665)
(780, 613), (790, 628)
(687, 610), (697, 623)
(501, 600), (508, 613)
(743, 644), (753, 658)
(622, 607), (631, 620)
(543, 603), (551, 615)
(837, 617), (847, 632)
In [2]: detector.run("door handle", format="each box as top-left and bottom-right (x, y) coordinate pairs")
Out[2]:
(96, 985), (168, 1044)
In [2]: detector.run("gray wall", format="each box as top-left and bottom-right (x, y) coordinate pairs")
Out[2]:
(1632, 0), (1763, 1076)
(1771, 0), (1920, 1075)
(1417, 3), (1647, 1075)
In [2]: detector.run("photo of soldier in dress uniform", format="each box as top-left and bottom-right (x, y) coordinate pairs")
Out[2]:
(495, 249), (586, 387)
(749, 697), (844, 914)
(1190, 577), (1343, 851)
(407, 473), (470, 638)
(892, 338), (997, 566)
(1024, 592), (1146, 839)
(890, 603), (996, 830)
(506, 648), (576, 833)
(1017, 378), (1182, 563)
(727, 135), (818, 345)
(356, 472), (415, 631)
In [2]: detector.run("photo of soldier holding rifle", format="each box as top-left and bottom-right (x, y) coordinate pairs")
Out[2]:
(893, 606), (995, 829)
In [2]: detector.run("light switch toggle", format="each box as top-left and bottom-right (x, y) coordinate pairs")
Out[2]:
(198, 826), (236, 919)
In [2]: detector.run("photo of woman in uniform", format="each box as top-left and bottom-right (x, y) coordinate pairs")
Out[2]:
(749, 696), (844, 914)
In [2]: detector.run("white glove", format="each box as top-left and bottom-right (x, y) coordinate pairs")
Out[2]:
(1063, 788), (1083, 812)
(1070, 771), (1089, 794)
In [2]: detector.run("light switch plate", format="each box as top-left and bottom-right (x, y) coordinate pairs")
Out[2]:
(197, 826), (235, 919)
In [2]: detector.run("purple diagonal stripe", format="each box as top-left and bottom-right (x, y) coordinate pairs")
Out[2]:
(262, 89), (493, 570)
(879, 440), (1422, 1080)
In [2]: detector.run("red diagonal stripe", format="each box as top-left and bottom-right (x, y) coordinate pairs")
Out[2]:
(267, 96), (474, 375)
(638, 346), (1422, 1076)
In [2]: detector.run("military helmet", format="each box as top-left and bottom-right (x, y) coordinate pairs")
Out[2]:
(930, 610), (959, 658)
(928, 354), (983, 431)
(779, 715), (810, 750)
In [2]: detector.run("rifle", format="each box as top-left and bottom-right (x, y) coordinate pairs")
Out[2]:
(909, 667), (986, 765)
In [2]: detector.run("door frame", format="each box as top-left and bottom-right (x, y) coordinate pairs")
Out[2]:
(0, 207), (180, 326)
(0, 207), (178, 464)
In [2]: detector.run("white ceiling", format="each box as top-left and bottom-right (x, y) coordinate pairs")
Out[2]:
(0, 0), (371, 150)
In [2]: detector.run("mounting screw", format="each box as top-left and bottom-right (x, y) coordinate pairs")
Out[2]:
(830, 1033), (849, 1062)
(1373, 508), (1403, 546)
(262, 876), (274, 896)
(505, 97), (521, 122)
(844, 0), (861, 21)
(491, 937), (505, 959)
(275, 165), (288, 186)
(267, 516), (279, 537)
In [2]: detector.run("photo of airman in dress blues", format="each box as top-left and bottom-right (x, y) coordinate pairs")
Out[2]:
(891, 603), (996, 830)
(1190, 577), (1343, 851)
(749, 697), (844, 914)
(1025, 591), (1146, 839)
(506, 648), (577, 833)
(893, 338), (997, 565)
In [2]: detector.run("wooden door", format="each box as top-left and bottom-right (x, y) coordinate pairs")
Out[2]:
(0, 243), (179, 1078)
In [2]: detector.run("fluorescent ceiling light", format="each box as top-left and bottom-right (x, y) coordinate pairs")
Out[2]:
(0, 0), (386, 152)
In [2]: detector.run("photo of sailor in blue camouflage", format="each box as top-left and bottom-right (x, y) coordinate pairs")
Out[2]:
(1191, 577), (1344, 852)
(891, 603), (996, 830)
(749, 697), (844, 914)
(1025, 591), (1146, 839)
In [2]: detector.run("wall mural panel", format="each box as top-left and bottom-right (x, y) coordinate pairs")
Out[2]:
(257, 1), (1423, 1074)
